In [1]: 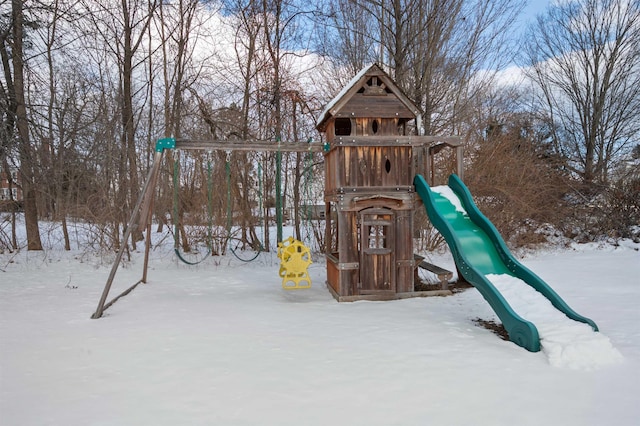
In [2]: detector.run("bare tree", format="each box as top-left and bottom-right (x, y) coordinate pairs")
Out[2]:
(26, 0), (87, 251)
(463, 81), (573, 246)
(229, 0), (266, 249)
(3, 0), (42, 250)
(318, 0), (377, 75)
(80, 0), (158, 249)
(0, 3), (19, 250)
(523, 0), (640, 185)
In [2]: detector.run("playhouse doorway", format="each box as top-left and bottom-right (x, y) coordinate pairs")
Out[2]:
(359, 208), (395, 294)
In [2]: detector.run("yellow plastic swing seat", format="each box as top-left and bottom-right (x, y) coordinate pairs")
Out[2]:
(277, 237), (312, 290)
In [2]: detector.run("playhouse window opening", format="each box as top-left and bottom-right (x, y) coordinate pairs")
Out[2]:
(335, 118), (352, 136)
(368, 224), (387, 249)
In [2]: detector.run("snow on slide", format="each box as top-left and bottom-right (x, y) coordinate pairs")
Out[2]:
(486, 273), (623, 370)
(432, 185), (467, 214)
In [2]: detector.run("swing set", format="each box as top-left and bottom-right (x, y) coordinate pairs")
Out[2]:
(91, 137), (324, 319)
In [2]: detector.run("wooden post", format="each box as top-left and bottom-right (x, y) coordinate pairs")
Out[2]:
(91, 150), (164, 319)
(141, 186), (155, 284)
(456, 145), (464, 180)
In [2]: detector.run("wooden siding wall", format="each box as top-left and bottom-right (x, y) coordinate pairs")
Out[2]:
(394, 210), (414, 293)
(326, 260), (340, 293)
(354, 118), (404, 136)
(336, 95), (415, 120)
(337, 210), (359, 296)
(323, 145), (414, 196)
(324, 149), (338, 195)
(341, 146), (412, 189)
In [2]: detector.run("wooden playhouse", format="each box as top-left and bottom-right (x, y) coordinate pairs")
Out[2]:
(316, 63), (462, 301)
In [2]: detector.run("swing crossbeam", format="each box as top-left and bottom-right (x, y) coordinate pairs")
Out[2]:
(174, 139), (325, 153)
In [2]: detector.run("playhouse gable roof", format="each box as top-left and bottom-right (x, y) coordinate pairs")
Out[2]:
(316, 63), (421, 132)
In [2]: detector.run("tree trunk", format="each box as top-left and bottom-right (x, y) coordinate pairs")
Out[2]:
(122, 3), (141, 248)
(12, 0), (42, 250)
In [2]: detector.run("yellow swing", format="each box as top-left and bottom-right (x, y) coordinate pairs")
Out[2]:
(277, 237), (312, 290)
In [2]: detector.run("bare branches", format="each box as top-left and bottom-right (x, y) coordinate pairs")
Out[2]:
(524, 0), (640, 185)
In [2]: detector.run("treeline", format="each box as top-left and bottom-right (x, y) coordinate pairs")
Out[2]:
(1, 0), (639, 254)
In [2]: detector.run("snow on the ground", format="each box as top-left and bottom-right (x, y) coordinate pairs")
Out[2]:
(1, 227), (639, 425)
(485, 273), (623, 370)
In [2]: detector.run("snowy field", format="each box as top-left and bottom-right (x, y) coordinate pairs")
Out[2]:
(1, 221), (639, 425)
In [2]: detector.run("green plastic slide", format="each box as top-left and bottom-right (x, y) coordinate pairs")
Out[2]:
(414, 174), (598, 352)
